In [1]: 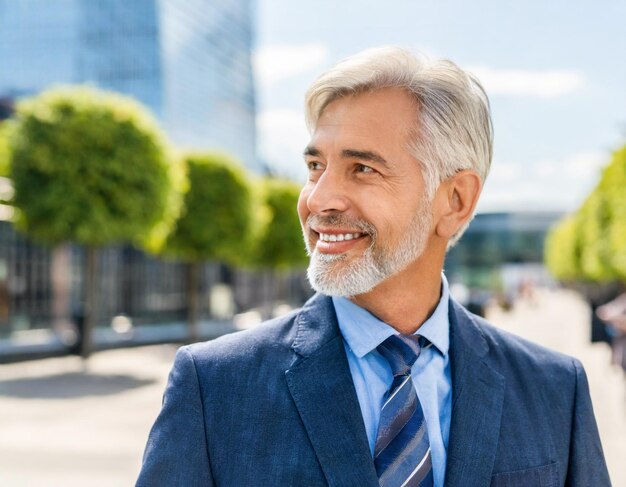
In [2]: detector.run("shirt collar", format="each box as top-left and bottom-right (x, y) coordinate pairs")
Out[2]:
(333, 273), (450, 358)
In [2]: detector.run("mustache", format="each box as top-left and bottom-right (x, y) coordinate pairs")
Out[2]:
(306, 214), (376, 236)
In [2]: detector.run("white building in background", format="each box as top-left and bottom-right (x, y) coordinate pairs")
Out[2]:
(0, 0), (260, 171)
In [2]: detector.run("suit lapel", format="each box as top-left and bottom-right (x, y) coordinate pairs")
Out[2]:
(444, 300), (505, 487)
(285, 294), (379, 487)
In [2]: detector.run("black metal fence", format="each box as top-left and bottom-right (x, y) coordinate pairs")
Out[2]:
(0, 221), (312, 349)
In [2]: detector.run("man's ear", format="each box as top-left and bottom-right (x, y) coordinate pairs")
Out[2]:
(433, 170), (482, 240)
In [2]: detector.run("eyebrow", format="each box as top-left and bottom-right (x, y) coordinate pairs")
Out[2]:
(303, 146), (320, 158)
(341, 149), (388, 166)
(303, 146), (389, 166)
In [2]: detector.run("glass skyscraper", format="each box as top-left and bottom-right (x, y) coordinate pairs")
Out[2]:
(0, 0), (259, 171)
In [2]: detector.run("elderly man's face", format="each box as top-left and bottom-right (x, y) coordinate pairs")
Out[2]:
(298, 88), (433, 296)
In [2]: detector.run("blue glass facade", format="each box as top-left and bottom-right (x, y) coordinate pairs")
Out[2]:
(159, 0), (257, 167)
(0, 0), (258, 170)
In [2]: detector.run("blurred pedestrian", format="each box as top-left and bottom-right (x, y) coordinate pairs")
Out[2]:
(597, 293), (626, 373)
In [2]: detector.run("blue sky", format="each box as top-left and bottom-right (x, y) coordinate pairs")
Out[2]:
(252, 0), (626, 213)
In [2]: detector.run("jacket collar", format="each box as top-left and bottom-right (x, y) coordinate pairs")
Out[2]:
(290, 293), (342, 358)
(444, 299), (505, 487)
(286, 293), (379, 487)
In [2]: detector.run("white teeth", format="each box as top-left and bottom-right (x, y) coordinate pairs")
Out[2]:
(319, 232), (362, 242)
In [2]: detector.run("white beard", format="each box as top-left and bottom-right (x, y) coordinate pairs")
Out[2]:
(304, 198), (432, 297)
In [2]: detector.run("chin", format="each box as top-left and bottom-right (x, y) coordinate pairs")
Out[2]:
(306, 249), (387, 297)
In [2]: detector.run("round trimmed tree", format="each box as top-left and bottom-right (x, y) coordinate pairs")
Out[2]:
(9, 86), (176, 358)
(163, 152), (252, 341)
(254, 178), (308, 269)
(247, 178), (308, 317)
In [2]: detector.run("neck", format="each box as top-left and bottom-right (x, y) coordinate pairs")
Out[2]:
(349, 250), (444, 335)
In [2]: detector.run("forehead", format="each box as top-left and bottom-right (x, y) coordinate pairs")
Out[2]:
(310, 88), (418, 153)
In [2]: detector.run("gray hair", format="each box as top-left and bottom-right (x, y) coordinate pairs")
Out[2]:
(304, 46), (493, 245)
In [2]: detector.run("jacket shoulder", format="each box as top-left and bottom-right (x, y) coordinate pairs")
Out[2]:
(182, 309), (300, 368)
(457, 305), (581, 380)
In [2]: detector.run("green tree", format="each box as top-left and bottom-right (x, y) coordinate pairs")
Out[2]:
(254, 178), (308, 269)
(576, 192), (613, 281)
(245, 178), (308, 318)
(9, 86), (176, 358)
(0, 122), (10, 177)
(545, 144), (626, 284)
(600, 146), (626, 279)
(163, 152), (252, 341)
(544, 215), (582, 282)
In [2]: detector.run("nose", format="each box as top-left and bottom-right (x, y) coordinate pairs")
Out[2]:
(305, 168), (350, 215)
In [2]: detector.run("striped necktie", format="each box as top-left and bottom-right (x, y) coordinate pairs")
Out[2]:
(374, 334), (433, 487)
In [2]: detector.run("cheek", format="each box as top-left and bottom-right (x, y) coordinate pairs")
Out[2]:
(374, 201), (417, 237)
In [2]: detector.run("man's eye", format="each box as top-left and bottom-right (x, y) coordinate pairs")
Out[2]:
(307, 161), (323, 171)
(356, 164), (374, 173)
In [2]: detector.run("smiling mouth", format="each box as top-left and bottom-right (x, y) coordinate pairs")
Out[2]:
(318, 232), (365, 242)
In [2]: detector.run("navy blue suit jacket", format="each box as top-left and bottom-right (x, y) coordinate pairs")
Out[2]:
(137, 294), (610, 486)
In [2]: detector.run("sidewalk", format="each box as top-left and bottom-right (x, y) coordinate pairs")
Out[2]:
(0, 288), (624, 486)
(0, 344), (178, 486)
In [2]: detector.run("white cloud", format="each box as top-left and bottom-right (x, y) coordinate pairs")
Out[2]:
(566, 151), (607, 178)
(467, 66), (585, 98)
(257, 109), (309, 179)
(479, 151), (607, 212)
(487, 161), (523, 184)
(253, 44), (329, 86)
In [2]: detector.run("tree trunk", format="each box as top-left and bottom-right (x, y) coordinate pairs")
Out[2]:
(81, 245), (98, 359)
(186, 261), (200, 343)
(262, 268), (275, 320)
(121, 246), (134, 316)
(51, 243), (72, 341)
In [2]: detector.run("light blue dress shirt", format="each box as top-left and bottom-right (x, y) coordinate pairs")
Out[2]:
(332, 275), (452, 487)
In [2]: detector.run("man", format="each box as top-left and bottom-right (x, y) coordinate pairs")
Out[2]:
(137, 47), (610, 486)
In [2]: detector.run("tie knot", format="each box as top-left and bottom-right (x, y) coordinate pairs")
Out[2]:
(377, 334), (422, 377)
